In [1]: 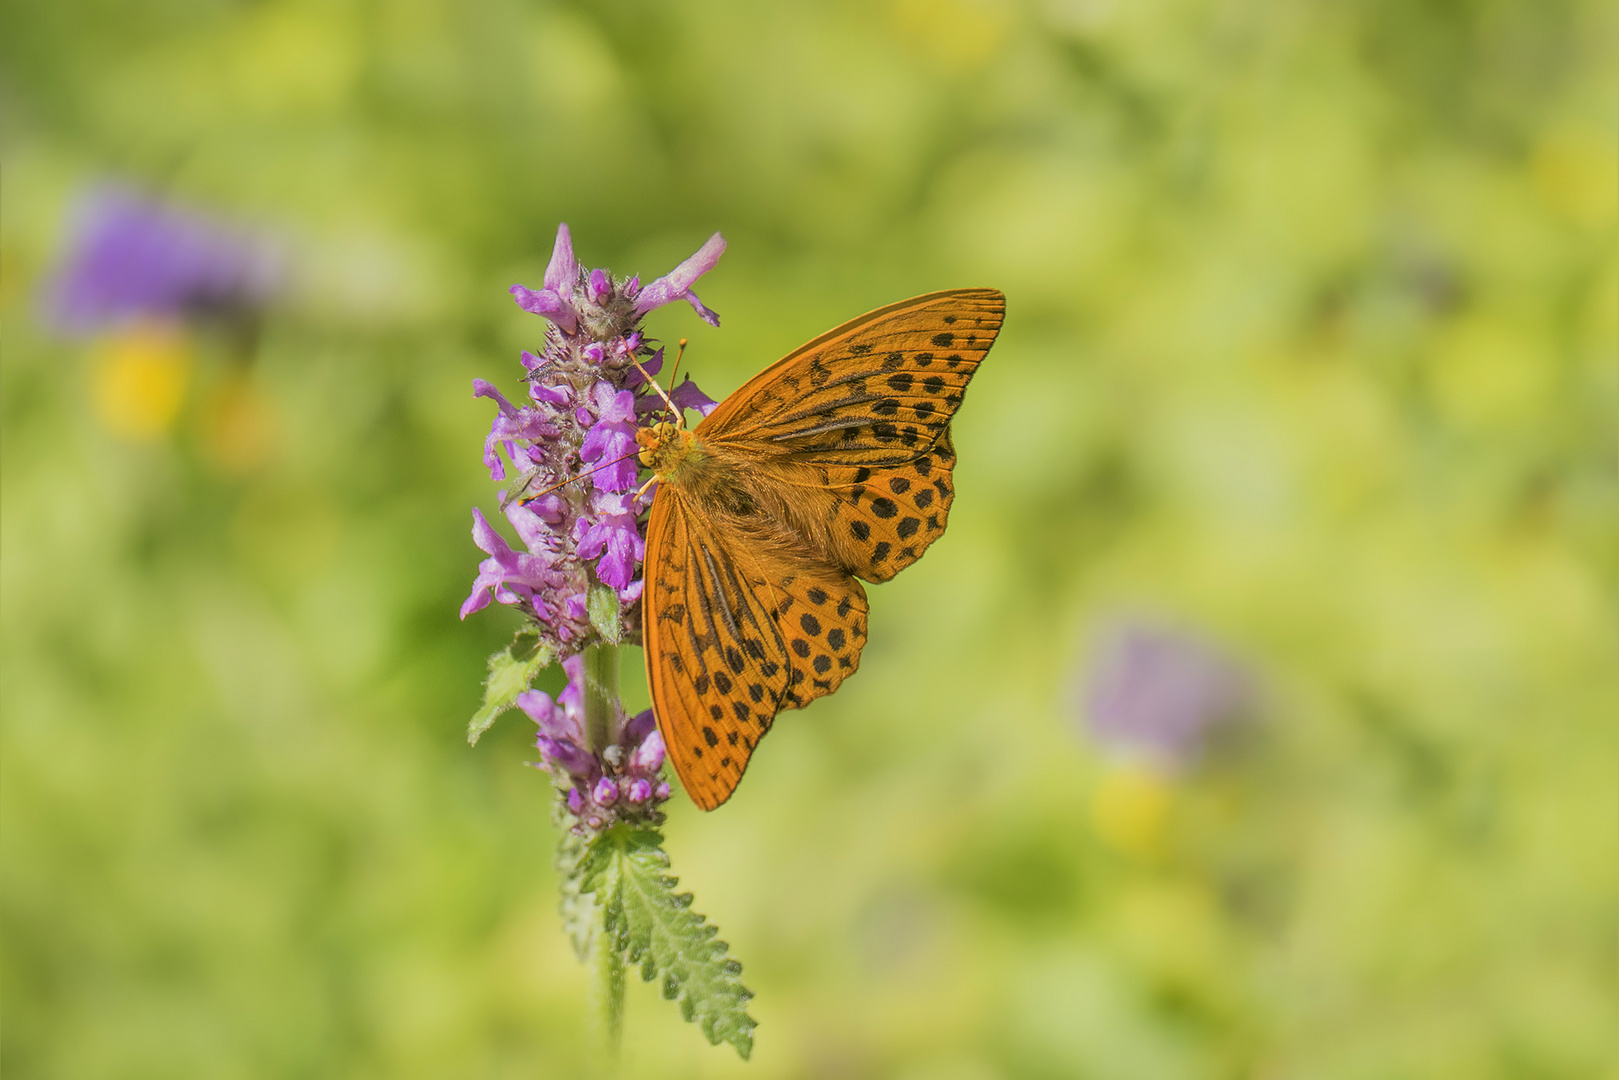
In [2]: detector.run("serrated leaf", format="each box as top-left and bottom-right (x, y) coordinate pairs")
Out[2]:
(467, 635), (553, 745)
(587, 584), (622, 644)
(578, 826), (757, 1059)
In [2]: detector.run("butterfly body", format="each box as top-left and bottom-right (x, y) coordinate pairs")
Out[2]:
(638, 288), (1005, 810)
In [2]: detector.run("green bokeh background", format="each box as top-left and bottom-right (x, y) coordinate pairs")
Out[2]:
(3, 1), (1615, 1076)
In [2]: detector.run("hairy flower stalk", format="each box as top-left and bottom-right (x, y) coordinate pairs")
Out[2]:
(462, 224), (755, 1058)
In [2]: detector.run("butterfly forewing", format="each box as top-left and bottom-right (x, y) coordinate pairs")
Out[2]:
(698, 288), (1003, 467)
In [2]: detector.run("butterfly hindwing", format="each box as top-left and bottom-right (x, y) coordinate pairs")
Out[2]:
(643, 490), (789, 810)
(698, 288), (1003, 468)
(643, 487), (872, 808)
(760, 558), (869, 712)
(821, 428), (959, 583)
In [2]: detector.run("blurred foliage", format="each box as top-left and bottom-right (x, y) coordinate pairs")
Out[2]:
(1, 0), (1614, 1077)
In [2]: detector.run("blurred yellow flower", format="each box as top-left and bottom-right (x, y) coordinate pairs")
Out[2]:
(1531, 130), (1618, 227)
(891, 0), (1010, 69)
(1090, 762), (1172, 860)
(90, 321), (192, 440)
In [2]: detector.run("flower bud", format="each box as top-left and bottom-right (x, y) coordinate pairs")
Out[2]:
(630, 728), (666, 772)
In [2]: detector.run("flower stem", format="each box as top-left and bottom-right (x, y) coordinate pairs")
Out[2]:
(581, 643), (620, 755)
(591, 885), (626, 1061)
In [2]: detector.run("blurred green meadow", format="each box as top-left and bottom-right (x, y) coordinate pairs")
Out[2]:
(2, 0), (1615, 1076)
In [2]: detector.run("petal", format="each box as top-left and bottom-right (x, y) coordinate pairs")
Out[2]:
(473, 378), (521, 417)
(516, 689), (557, 727)
(543, 224), (578, 295)
(530, 382), (570, 406)
(538, 735), (597, 778)
(632, 232), (726, 318)
(670, 376), (719, 417)
(630, 727), (665, 772)
(509, 284), (578, 333)
(459, 582), (494, 619)
(470, 507), (516, 560)
(621, 708), (656, 747)
(683, 289), (720, 327)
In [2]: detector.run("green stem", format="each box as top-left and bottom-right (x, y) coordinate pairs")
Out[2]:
(590, 828), (626, 1061)
(582, 643), (620, 755)
(592, 909), (626, 1059)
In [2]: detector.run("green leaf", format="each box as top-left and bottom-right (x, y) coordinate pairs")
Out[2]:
(587, 583), (622, 644)
(578, 826), (757, 1059)
(467, 634), (553, 745)
(555, 826), (595, 962)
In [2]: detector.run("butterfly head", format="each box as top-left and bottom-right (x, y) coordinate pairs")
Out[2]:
(636, 419), (698, 479)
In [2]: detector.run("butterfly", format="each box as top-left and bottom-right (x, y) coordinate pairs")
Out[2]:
(635, 288), (1005, 809)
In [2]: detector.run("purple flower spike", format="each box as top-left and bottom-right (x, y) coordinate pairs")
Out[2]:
(469, 223), (730, 831)
(634, 232), (726, 326)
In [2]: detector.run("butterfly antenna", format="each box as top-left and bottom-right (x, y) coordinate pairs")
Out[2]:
(516, 450), (641, 505)
(661, 338), (689, 421)
(628, 352), (679, 424)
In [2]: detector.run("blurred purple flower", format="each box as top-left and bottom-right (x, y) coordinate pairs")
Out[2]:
(1083, 621), (1253, 768)
(44, 185), (284, 335)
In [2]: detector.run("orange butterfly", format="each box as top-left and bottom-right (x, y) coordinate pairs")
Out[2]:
(634, 289), (1005, 809)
